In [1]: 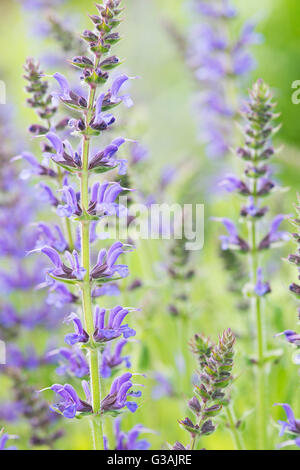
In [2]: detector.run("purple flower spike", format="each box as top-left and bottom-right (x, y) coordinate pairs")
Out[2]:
(101, 373), (142, 414)
(275, 404), (300, 448)
(254, 268), (271, 297)
(64, 313), (89, 346)
(94, 305), (136, 344)
(48, 382), (92, 419)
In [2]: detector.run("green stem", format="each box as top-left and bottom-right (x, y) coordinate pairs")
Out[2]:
(65, 217), (74, 251)
(80, 61), (102, 448)
(225, 405), (245, 451)
(90, 417), (104, 450)
(249, 192), (267, 449)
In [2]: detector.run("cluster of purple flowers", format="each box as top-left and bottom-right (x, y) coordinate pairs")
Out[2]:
(21, 0), (147, 450)
(188, 0), (261, 157)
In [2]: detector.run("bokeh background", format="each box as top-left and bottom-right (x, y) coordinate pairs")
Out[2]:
(0, 0), (299, 450)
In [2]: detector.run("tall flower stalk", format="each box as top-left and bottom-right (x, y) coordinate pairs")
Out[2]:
(22, 0), (143, 450)
(215, 80), (288, 449)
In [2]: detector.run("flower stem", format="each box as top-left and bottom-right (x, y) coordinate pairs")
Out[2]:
(90, 416), (103, 451)
(225, 405), (245, 450)
(249, 214), (267, 450)
(80, 72), (102, 449)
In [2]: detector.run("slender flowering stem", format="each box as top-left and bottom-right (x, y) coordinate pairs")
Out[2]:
(215, 80), (288, 449)
(225, 405), (245, 451)
(249, 183), (267, 449)
(80, 53), (104, 448)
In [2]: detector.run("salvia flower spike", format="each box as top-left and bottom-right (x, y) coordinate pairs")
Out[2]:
(23, 0), (143, 450)
(215, 79), (287, 449)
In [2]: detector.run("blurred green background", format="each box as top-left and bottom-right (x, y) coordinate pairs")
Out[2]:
(0, 0), (300, 450)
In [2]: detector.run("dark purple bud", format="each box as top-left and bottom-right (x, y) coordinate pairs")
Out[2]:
(203, 404), (222, 417)
(29, 124), (49, 135)
(100, 56), (120, 70)
(82, 30), (99, 42)
(289, 283), (300, 296)
(89, 14), (101, 24)
(105, 32), (121, 45)
(259, 147), (274, 160)
(188, 396), (201, 415)
(172, 441), (188, 450)
(72, 56), (94, 69)
(168, 304), (179, 317)
(257, 179), (275, 196)
(128, 279), (143, 291)
(55, 117), (71, 131)
(200, 420), (215, 436)
(288, 254), (300, 266)
(237, 147), (252, 160)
